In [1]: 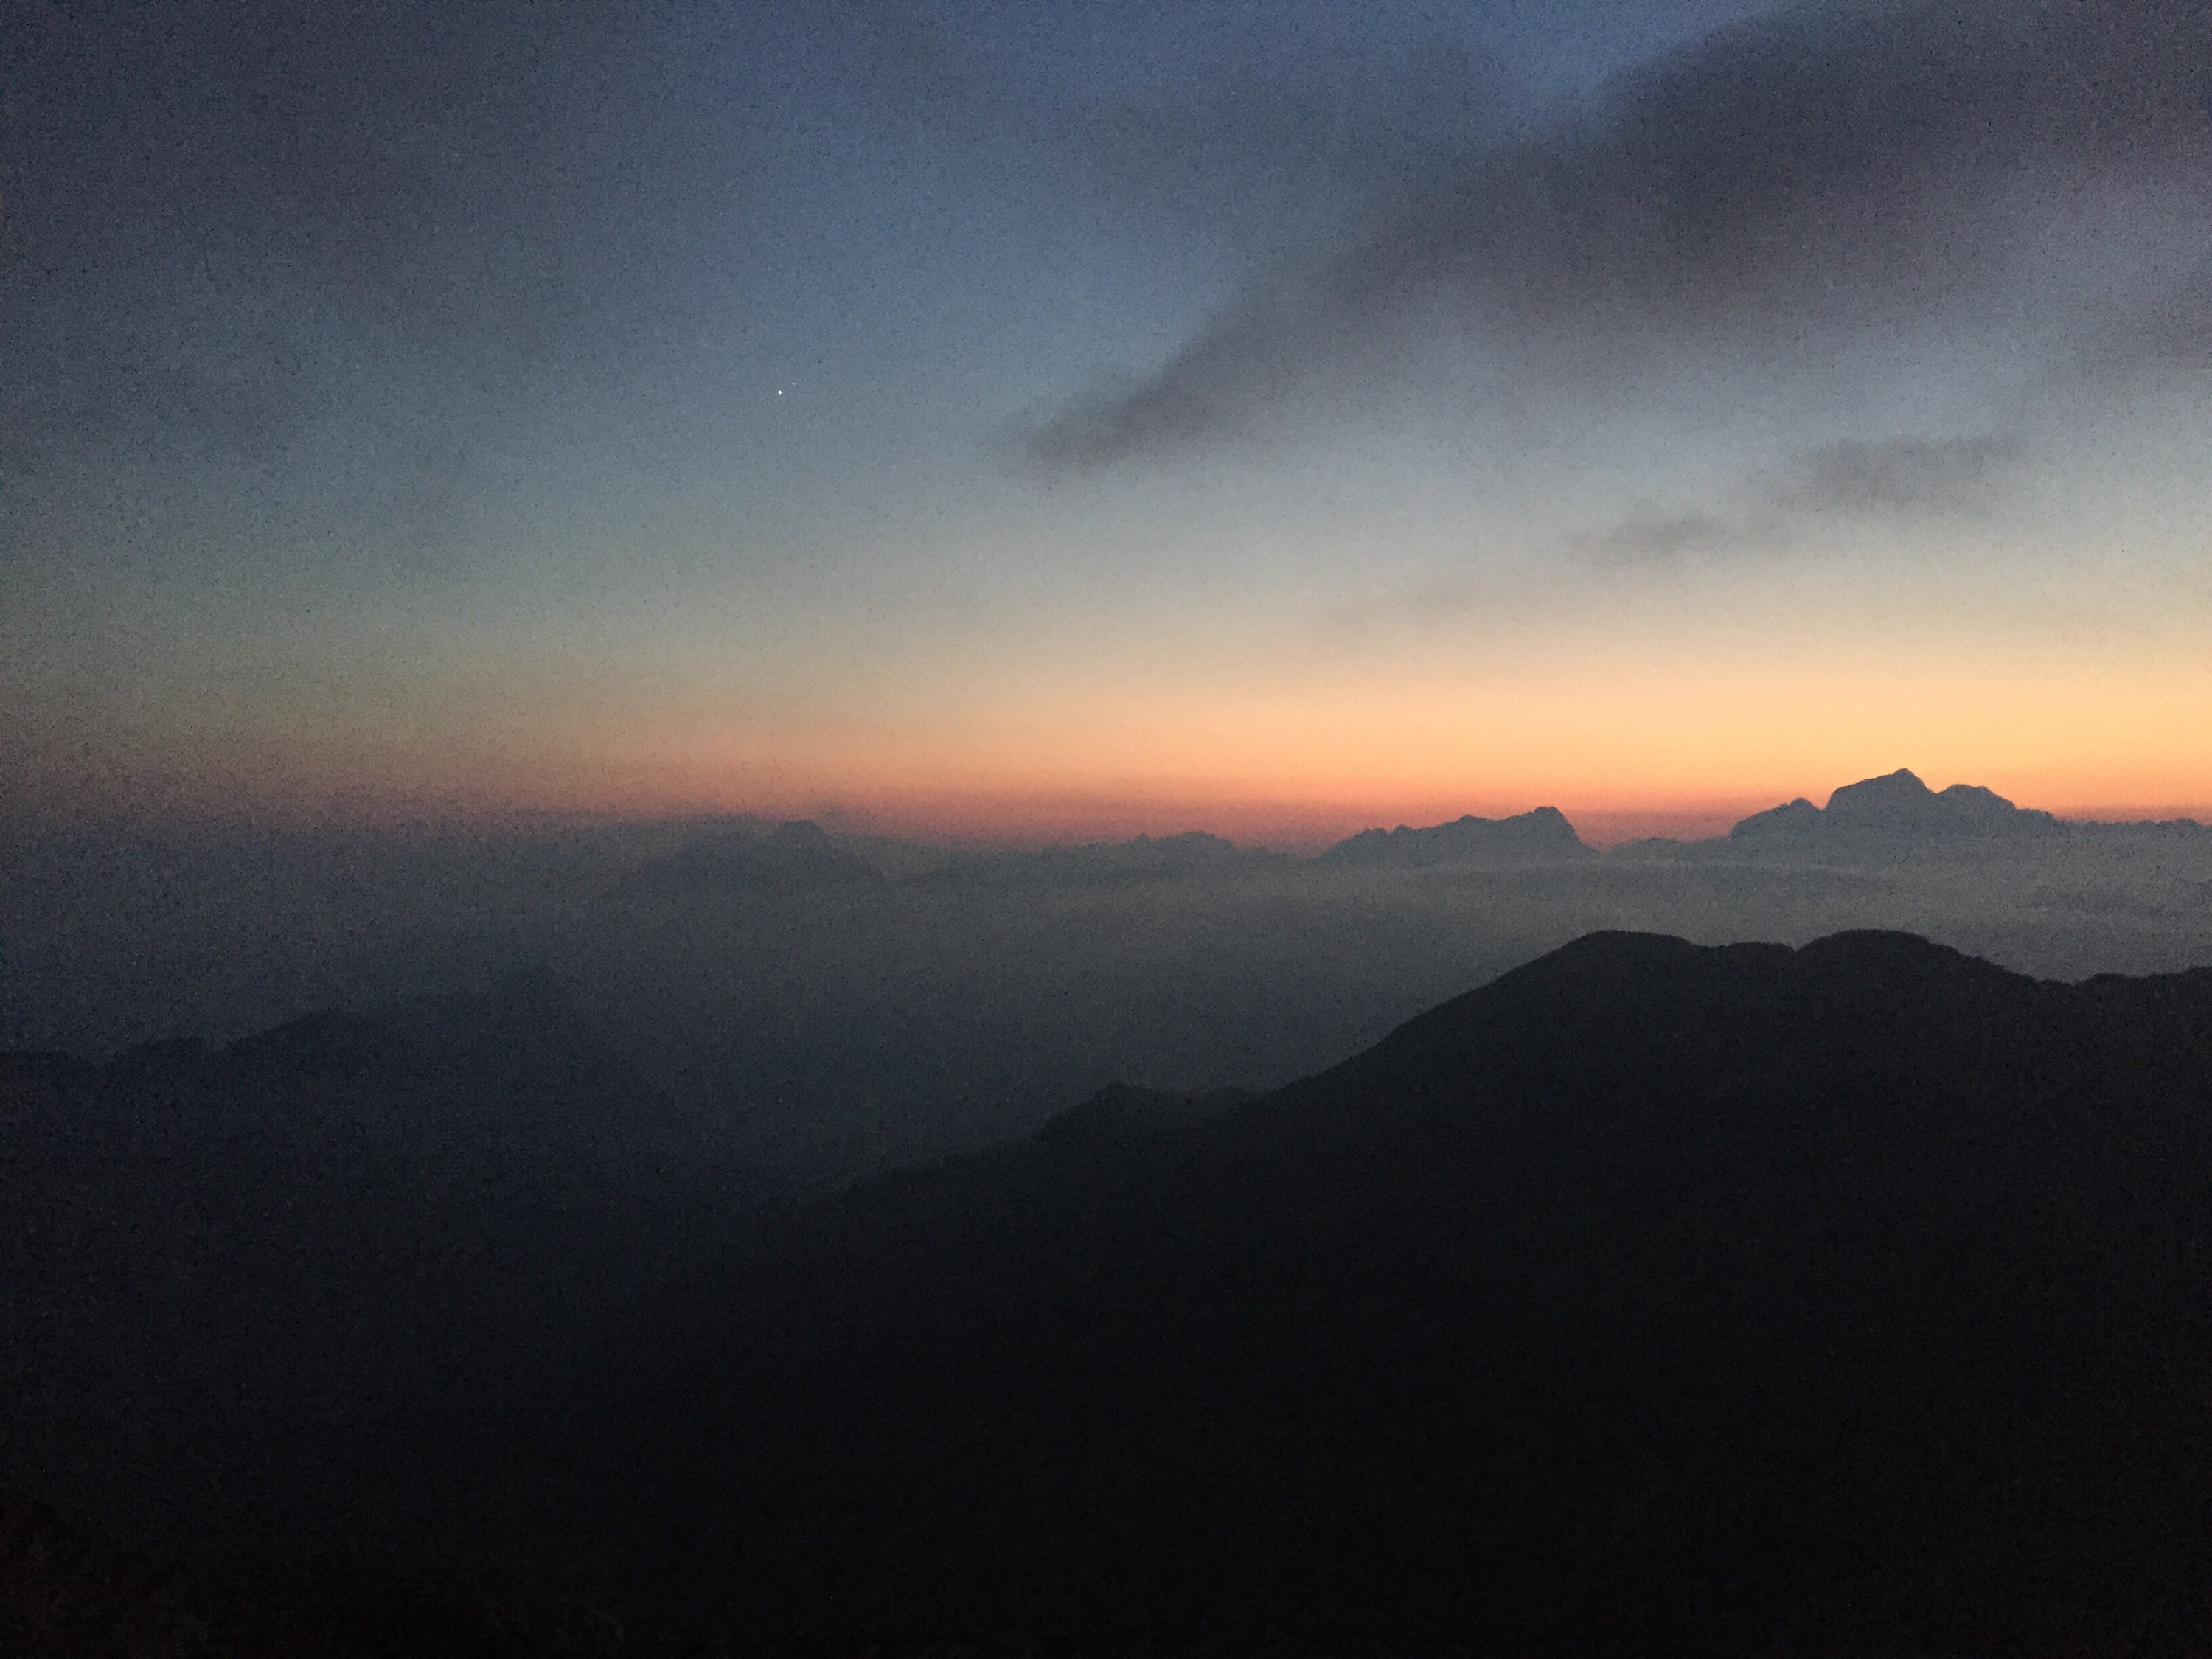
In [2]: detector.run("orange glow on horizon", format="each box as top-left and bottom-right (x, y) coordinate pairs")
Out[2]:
(22, 755), (2208, 852)
(13, 625), (2211, 848)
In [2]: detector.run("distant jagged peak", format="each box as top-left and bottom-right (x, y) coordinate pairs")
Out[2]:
(1829, 767), (1936, 803)
(1730, 768), (2059, 841)
(1727, 797), (1823, 839)
(1122, 830), (1239, 858)
(1824, 768), (2048, 827)
(1323, 804), (1592, 866)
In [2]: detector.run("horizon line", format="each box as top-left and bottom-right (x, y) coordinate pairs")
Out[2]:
(10, 782), (2212, 855)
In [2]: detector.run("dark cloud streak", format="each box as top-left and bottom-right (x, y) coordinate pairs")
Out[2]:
(1782, 434), (2023, 516)
(1576, 509), (1774, 565)
(1030, 1), (2212, 468)
(1568, 429), (2025, 568)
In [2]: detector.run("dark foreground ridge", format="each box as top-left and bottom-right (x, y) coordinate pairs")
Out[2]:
(10, 931), (2212, 1654)
(577, 931), (2212, 1652)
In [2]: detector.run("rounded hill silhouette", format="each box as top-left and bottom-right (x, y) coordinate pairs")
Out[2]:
(575, 928), (2212, 1653)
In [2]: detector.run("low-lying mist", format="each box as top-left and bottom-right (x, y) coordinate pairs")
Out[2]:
(8, 779), (2211, 1184)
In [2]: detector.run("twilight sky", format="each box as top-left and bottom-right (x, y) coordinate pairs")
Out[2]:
(4, 1), (2209, 844)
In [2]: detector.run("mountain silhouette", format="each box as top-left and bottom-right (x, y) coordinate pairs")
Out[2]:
(1322, 804), (1592, 866)
(581, 930), (2212, 1652)
(1730, 768), (2061, 844)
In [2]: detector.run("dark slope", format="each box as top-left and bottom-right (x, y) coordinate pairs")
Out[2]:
(586, 932), (2212, 1653)
(1, 976), (776, 1576)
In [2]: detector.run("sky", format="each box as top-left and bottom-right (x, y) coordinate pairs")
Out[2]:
(4, 0), (2210, 847)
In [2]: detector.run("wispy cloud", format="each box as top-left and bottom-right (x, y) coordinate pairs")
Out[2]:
(1028, 1), (2212, 469)
(1568, 429), (2024, 566)
(1779, 434), (2023, 516)
(1573, 509), (1777, 565)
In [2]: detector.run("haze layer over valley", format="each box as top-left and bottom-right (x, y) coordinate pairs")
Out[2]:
(7, 769), (2209, 1183)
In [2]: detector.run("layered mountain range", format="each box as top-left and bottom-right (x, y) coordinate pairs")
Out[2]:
(561, 930), (2212, 1651)
(608, 770), (2200, 894)
(10, 928), (2212, 1650)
